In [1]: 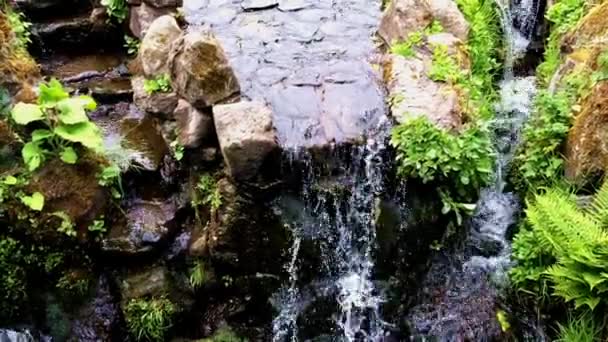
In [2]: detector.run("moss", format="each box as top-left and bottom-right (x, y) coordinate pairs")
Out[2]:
(0, 9), (38, 94)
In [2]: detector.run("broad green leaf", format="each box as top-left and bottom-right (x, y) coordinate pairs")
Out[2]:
(31, 129), (54, 142)
(2, 175), (17, 185)
(60, 147), (78, 164)
(21, 141), (44, 171)
(54, 122), (104, 152)
(56, 98), (91, 124)
(20, 192), (44, 211)
(11, 103), (44, 125)
(38, 79), (69, 107)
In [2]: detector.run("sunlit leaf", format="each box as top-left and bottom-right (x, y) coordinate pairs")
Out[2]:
(31, 129), (54, 142)
(38, 78), (69, 107)
(11, 103), (44, 125)
(21, 141), (44, 171)
(54, 122), (104, 152)
(20, 192), (44, 211)
(60, 147), (78, 164)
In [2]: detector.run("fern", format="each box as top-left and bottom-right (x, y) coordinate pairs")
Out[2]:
(511, 181), (608, 310)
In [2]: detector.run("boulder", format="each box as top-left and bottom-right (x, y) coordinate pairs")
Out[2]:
(213, 101), (279, 181)
(169, 31), (240, 107)
(102, 198), (179, 255)
(378, 0), (469, 44)
(140, 15), (182, 77)
(94, 103), (169, 172)
(173, 99), (214, 148)
(132, 76), (179, 117)
(565, 82), (608, 182)
(129, 3), (175, 39)
(0, 329), (36, 342)
(385, 53), (463, 130)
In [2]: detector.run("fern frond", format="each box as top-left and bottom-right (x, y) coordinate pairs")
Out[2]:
(587, 179), (608, 228)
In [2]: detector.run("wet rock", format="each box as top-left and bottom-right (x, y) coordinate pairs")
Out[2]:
(96, 103), (169, 172)
(169, 31), (240, 107)
(140, 15), (182, 77)
(69, 276), (120, 342)
(189, 179), (288, 273)
(31, 13), (121, 52)
(0, 329), (36, 342)
(119, 266), (172, 300)
(143, 0), (182, 8)
(129, 3), (175, 39)
(28, 158), (107, 232)
(15, 0), (89, 17)
(213, 101), (279, 182)
(385, 54), (463, 130)
(173, 99), (214, 148)
(378, 0), (469, 44)
(102, 198), (178, 255)
(132, 76), (179, 117)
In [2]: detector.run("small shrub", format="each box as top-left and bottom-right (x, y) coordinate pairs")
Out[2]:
(10, 79), (104, 171)
(100, 0), (128, 23)
(124, 35), (140, 55)
(428, 44), (461, 83)
(194, 174), (222, 211)
(125, 296), (176, 342)
(144, 74), (172, 95)
(390, 117), (494, 219)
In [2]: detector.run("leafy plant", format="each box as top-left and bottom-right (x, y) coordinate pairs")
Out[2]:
(390, 21), (444, 58)
(514, 70), (591, 192)
(510, 181), (608, 310)
(391, 117), (494, 210)
(125, 296), (176, 342)
(189, 260), (206, 289)
(428, 44), (461, 83)
(87, 219), (106, 234)
(51, 211), (76, 237)
(100, 0), (128, 23)
(536, 0), (587, 84)
(4, 6), (31, 48)
(194, 174), (222, 211)
(124, 35), (140, 56)
(10, 79), (104, 172)
(97, 165), (122, 199)
(144, 74), (172, 95)
(170, 139), (184, 161)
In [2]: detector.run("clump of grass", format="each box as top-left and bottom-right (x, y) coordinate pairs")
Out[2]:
(125, 296), (176, 342)
(555, 312), (602, 342)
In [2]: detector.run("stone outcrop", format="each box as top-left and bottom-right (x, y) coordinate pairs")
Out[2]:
(213, 101), (278, 182)
(139, 15), (182, 77)
(169, 31), (240, 107)
(383, 29), (468, 130)
(378, 0), (469, 44)
(386, 54), (463, 130)
(173, 99), (214, 148)
(561, 2), (608, 183)
(129, 3), (176, 39)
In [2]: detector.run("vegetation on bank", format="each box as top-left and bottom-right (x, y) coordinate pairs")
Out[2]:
(390, 0), (501, 220)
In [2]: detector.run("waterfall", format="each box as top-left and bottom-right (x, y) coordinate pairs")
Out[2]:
(272, 117), (392, 341)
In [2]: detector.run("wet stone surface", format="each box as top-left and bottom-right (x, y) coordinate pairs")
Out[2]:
(184, 0), (386, 147)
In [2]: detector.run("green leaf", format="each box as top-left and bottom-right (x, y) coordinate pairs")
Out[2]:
(56, 97), (94, 124)
(21, 141), (44, 171)
(38, 79), (69, 107)
(2, 176), (17, 185)
(54, 122), (104, 152)
(60, 147), (78, 164)
(11, 103), (44, 125)
(20, 192), (44, 211)
(31, 129), (54, 142)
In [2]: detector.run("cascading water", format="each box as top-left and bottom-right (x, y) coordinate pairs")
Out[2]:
(407, 0), (541, 340)
(272, 117), (392, 341)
